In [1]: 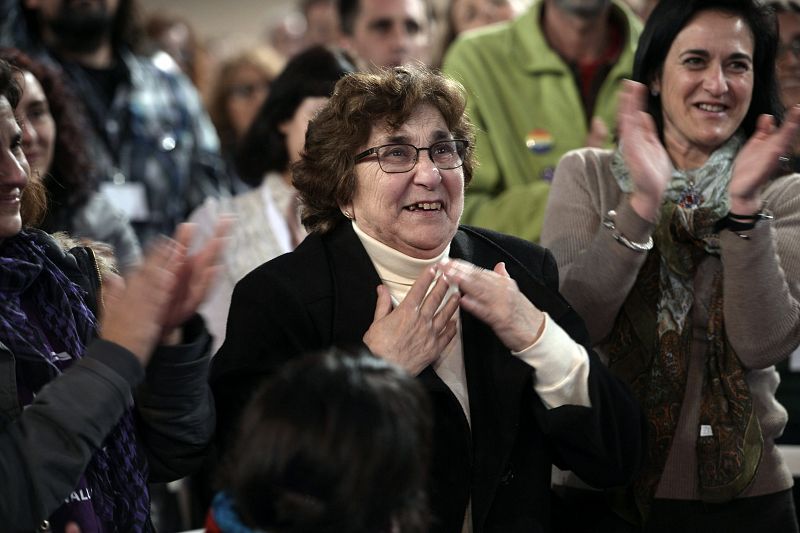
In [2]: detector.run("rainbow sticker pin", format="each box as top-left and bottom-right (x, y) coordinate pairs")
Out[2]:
(525, 129), (554, 154)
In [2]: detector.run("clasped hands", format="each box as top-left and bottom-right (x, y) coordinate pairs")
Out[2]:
(363, 259), (545, 375)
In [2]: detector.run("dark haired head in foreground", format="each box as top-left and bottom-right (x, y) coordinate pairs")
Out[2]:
(220, 348), (431, 533)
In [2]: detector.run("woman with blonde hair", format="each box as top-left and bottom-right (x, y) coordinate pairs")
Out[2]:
(207, 46), (285, 189)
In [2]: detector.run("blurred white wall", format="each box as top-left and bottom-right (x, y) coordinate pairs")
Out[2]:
(138, 0), (297, 55)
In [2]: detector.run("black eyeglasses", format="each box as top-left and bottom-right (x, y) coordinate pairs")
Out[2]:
(354, 139), (469, 173)
(778, 37), (800, 60)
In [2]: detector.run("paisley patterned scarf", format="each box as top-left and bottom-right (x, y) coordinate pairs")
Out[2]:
(605, 134), (762, 520)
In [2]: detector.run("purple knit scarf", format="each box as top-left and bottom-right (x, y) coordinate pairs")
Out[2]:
(0, 231), (152, 532)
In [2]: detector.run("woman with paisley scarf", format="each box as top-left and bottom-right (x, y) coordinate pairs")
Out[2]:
(0, 58), (227, 532)
(542, 0), (800, 531)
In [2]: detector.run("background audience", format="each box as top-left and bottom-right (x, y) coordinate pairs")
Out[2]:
(338, 0), (434, 69)
(144, 11), (213, 96)
(1, 48), (142, 271)
(206, 45), (285, 191)
(191, 45), (352, 354)
(0, 0), (230, 245)
(443, 0), (642, 243)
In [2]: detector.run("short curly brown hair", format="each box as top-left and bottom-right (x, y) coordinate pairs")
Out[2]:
(293, 65), (475, 234)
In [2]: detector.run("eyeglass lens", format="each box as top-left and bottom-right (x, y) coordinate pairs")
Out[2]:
(377, 140), (466, 173)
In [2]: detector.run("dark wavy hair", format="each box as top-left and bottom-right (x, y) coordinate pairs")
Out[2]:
(0, 58), (46, 226)
(633, 0), (783, 139)
(236, 46), (354, 187)
(225, 347), (432, 533)
(294, 64), (475, 234)
(0, 48), (94, 215)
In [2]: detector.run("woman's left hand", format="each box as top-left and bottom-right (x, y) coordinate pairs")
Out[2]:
(730, 105), (800, 214)
(440, 259), (545, 352)
(160, 220), (231, 342)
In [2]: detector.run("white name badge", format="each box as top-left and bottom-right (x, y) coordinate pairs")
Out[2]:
(100, 181), (150, 222)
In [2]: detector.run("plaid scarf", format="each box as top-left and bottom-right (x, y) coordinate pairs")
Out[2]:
(605, 136), (762, 521)
(0, 231), (153, 532)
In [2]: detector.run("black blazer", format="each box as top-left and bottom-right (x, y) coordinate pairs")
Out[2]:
(210, 223), (643, 533)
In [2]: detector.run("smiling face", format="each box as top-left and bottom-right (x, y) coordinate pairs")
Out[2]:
(653, 9), (754, 168)
(342, 103), (464, 259)
(18, 71), (56, 176)
(0, 95), (30, 240)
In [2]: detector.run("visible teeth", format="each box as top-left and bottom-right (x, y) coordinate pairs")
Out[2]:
(408, 201), (441, 211)
(698, 103), (724, 112)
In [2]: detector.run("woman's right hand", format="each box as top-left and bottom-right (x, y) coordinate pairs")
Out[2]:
(618, 80), (672, 222)
(363, 266), (460, 375)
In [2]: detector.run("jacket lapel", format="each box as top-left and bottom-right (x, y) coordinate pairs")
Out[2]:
(324, 223), (383, 343)
(450, 229), (534, 529)
(451, 228), (578, 531)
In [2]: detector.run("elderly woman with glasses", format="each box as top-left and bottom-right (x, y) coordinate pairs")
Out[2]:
(210, 65), (643, 533)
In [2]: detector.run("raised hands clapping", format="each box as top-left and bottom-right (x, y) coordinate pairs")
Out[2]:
(617, 79), (673, 222)
(99, 220), (230, 366)
(729, 105), (800, 214)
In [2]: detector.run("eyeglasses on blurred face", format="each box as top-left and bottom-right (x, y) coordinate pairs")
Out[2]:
(354, 139), (469, 173)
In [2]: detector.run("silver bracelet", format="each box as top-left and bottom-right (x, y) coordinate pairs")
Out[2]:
(602, 210), (653, 253)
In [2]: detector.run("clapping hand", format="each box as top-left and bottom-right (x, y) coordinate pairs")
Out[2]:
(159, 220), (231, 341)
(730, 105), (800, 214)
(617, 79), (673, 222)
(363, 266), (460, 375)
(99, 236), (180, 366)
(99, 219), (231, 365)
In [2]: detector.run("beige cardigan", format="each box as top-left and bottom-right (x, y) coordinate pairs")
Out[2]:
(541, 148), (800, 500)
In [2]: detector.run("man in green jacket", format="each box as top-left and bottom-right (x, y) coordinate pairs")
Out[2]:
(443, 0), (641, 242)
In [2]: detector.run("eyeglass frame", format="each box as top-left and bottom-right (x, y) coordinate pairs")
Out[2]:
(353, 139), (470, 174)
